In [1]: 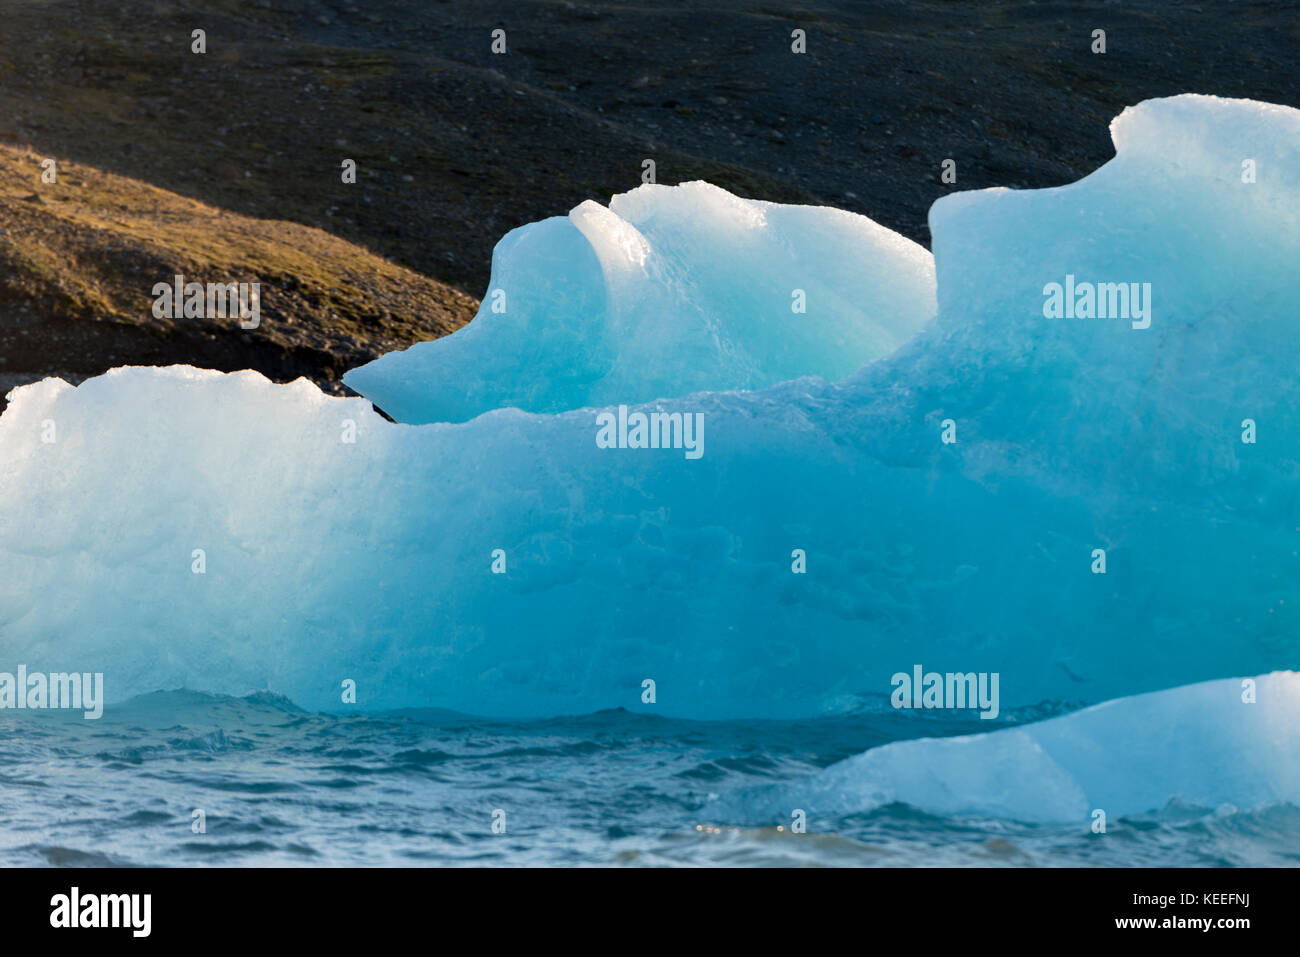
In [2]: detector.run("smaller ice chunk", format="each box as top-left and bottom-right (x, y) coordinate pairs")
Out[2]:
(344, 182), (936, 423)
(720, 673), (1300, 824)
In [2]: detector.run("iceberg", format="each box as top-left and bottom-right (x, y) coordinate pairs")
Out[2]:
(716, 672), (1300, 824)
(342, 181), (937, 423)
(0, 95), (1297, 718)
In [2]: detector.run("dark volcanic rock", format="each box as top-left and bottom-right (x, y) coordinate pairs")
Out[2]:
(0, 0), (1295, 392)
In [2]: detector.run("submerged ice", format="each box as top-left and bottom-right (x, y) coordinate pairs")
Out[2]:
(718, 672), (1300, 824)
(1, 95), (1298, 720)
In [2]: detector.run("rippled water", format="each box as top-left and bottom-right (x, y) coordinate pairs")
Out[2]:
(3, 691), (1298, 867)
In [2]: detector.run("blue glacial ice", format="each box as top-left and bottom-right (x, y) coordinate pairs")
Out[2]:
(716, 672), (1300, 824)
(342, 181), (937, 423)
(0, 94), (1297, 719)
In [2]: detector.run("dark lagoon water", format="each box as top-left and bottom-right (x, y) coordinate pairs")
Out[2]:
(3, 690), (1298, 867)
